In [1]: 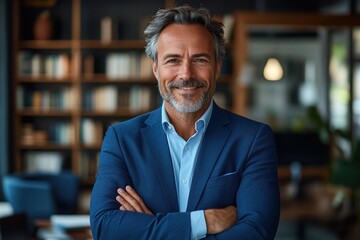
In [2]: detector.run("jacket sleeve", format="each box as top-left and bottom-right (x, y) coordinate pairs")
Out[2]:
(206, 124), (280, 240)
(90, 126), (192, 240)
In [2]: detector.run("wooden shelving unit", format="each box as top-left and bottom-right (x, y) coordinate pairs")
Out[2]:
(231, 11), (360, 182)
(10, 0), (235, 189)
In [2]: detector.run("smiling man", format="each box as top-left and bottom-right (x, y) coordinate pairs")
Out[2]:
(90, 5), (280, 240)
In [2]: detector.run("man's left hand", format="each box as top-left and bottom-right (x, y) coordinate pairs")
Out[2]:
(116, 185), (154, 215)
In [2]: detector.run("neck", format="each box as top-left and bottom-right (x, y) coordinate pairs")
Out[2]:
(165, 102), (210, 141)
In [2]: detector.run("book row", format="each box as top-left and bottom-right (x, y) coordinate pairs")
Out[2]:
(83, 85), (157, 112)
(18, 51), (71, 79)
(104, 52), (153, 80)
(23, 150), (99, 179)
(21, 122), (74, 146)
(17, 86), (73, 110)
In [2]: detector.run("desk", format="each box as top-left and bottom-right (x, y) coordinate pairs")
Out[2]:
(36, 215), (92, 240)
(278, 165), (329, 182)
(280, 183), (354, 240)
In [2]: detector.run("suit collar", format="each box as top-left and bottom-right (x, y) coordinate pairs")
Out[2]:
(142, 108), (179, 211)
(187, 104), (231, 210)
(142, 103), (231, 212)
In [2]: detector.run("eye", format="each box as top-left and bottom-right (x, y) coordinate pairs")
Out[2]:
(194, 58), (209, 64)
(165, 59), (179, 64)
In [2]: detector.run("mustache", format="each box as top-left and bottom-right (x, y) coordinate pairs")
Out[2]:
(168, 79), (206, 88)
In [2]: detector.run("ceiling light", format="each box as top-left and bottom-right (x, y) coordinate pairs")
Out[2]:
(263, 57), (284, 81)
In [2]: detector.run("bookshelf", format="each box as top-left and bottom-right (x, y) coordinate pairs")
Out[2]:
(11, 0), (235, 189)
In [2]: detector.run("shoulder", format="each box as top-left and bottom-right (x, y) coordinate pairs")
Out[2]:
(212, 104), (274, 137)
(107, 107), (161, 135)
(214, 104), (270, 128)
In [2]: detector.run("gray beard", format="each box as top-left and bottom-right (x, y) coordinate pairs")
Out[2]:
(158, 79), (212, 113)
(167, 92), (207, 113)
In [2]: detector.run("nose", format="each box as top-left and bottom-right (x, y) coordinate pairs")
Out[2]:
(178, 61), (192, 80)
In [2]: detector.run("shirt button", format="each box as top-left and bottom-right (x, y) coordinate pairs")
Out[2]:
(182, 179), (187, 184)
(184, 146), (189, 151)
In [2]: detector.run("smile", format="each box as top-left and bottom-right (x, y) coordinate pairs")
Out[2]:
(178, 87), (198, 90)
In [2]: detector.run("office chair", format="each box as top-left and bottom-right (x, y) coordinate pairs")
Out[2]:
(2, 171), (79, 233)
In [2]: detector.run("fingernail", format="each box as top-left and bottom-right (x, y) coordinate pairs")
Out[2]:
(118, 188), (124, 193)
(126, 185), (132, 190)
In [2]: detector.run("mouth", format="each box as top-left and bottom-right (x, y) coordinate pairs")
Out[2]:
(177, 86), (198, 90)
(174, 86), (203, 96)
(169, 79), (206, 90)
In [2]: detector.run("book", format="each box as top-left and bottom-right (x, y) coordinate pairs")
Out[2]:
(81, 119), (103, 145)
(31, 54), (43, 78)
(140, 53), (153, 80)
(83, 54), (94, 77)
(25, 151), (63, 173)
(101, 17), (115, 43)
(51, 214), (90, 230)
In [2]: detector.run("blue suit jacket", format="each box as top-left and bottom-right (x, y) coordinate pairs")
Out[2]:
(90, 103), (280, 240)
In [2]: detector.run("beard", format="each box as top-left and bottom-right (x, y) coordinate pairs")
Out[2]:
(158, 79), (215, 113)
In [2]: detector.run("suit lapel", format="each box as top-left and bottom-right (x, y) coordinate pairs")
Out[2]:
(141, 109), (179, 212)
(187, 105), (231, 211)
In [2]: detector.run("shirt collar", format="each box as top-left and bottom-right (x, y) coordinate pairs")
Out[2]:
(161, 100), (213, 132)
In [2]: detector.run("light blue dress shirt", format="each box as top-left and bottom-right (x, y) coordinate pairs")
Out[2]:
(161, 101), (213, 240)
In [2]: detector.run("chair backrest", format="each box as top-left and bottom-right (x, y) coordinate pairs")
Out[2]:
(19, 171), (80, 214)
(2, 171), (80, 232)
(2, 175), (56, 232)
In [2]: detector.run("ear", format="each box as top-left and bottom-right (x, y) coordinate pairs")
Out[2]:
(152, 61), (159, 80)
(215, 60), (222, 80)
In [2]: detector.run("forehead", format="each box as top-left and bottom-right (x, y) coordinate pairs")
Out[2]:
(157, 24), (215, 56)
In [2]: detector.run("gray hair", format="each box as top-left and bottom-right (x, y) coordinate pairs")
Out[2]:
(144, 5), (226, 62)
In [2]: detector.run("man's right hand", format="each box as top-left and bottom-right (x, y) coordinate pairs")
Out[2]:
(204, 205), (237, 234)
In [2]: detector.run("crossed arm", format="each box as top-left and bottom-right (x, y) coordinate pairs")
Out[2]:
(91, 123), (280, 239)
(116, 185), (237, 235)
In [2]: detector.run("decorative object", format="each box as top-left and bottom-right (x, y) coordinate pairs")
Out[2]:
(307, 106), (360, 190)
(263, 57), (283, 81)
(33, 10), (53, 40)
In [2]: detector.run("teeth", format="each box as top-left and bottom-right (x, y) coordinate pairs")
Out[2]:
(179, 87), (195, 90)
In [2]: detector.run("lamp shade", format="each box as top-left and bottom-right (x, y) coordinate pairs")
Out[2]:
(263, 57), (283, 81)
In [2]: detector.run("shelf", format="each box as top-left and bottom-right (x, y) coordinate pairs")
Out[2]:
(81, 40), (146, 49)
(82, 73), (155, 83)
(18, 109), (73, 117)
(17, 76), (73, 83)
(19, 143), (73, 150)
(19, 40), (73, 49)
(82, 109), (148, 117)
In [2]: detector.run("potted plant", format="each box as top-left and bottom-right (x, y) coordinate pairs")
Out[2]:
(307, 106), (360, 190)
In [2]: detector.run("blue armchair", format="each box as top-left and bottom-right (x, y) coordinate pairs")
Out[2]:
(2, 171), (80, 232)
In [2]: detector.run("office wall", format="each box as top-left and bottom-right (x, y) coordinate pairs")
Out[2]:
(0, 0), (9, 200)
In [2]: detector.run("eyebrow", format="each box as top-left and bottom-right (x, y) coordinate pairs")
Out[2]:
(162, 53), (212, 61)
(162, 54), (181, 61)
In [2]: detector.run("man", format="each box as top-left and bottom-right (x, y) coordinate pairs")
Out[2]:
(90, 5), (280, 240)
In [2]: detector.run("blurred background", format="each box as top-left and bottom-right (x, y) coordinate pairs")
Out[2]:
(1, 0), (360, 239)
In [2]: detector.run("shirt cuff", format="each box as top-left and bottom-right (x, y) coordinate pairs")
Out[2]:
(190, 210), (207, 239)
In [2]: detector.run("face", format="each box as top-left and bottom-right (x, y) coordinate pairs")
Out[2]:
(153, 23), (221, 114)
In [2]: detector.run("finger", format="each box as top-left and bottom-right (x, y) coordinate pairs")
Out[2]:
(125, 186), (147, 209)
(118, 187), (143, 213)
(116, 194), (136, 212)
(125, 186), (153, 215)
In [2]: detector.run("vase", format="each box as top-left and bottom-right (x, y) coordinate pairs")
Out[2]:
(33, 10), (53, 40)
